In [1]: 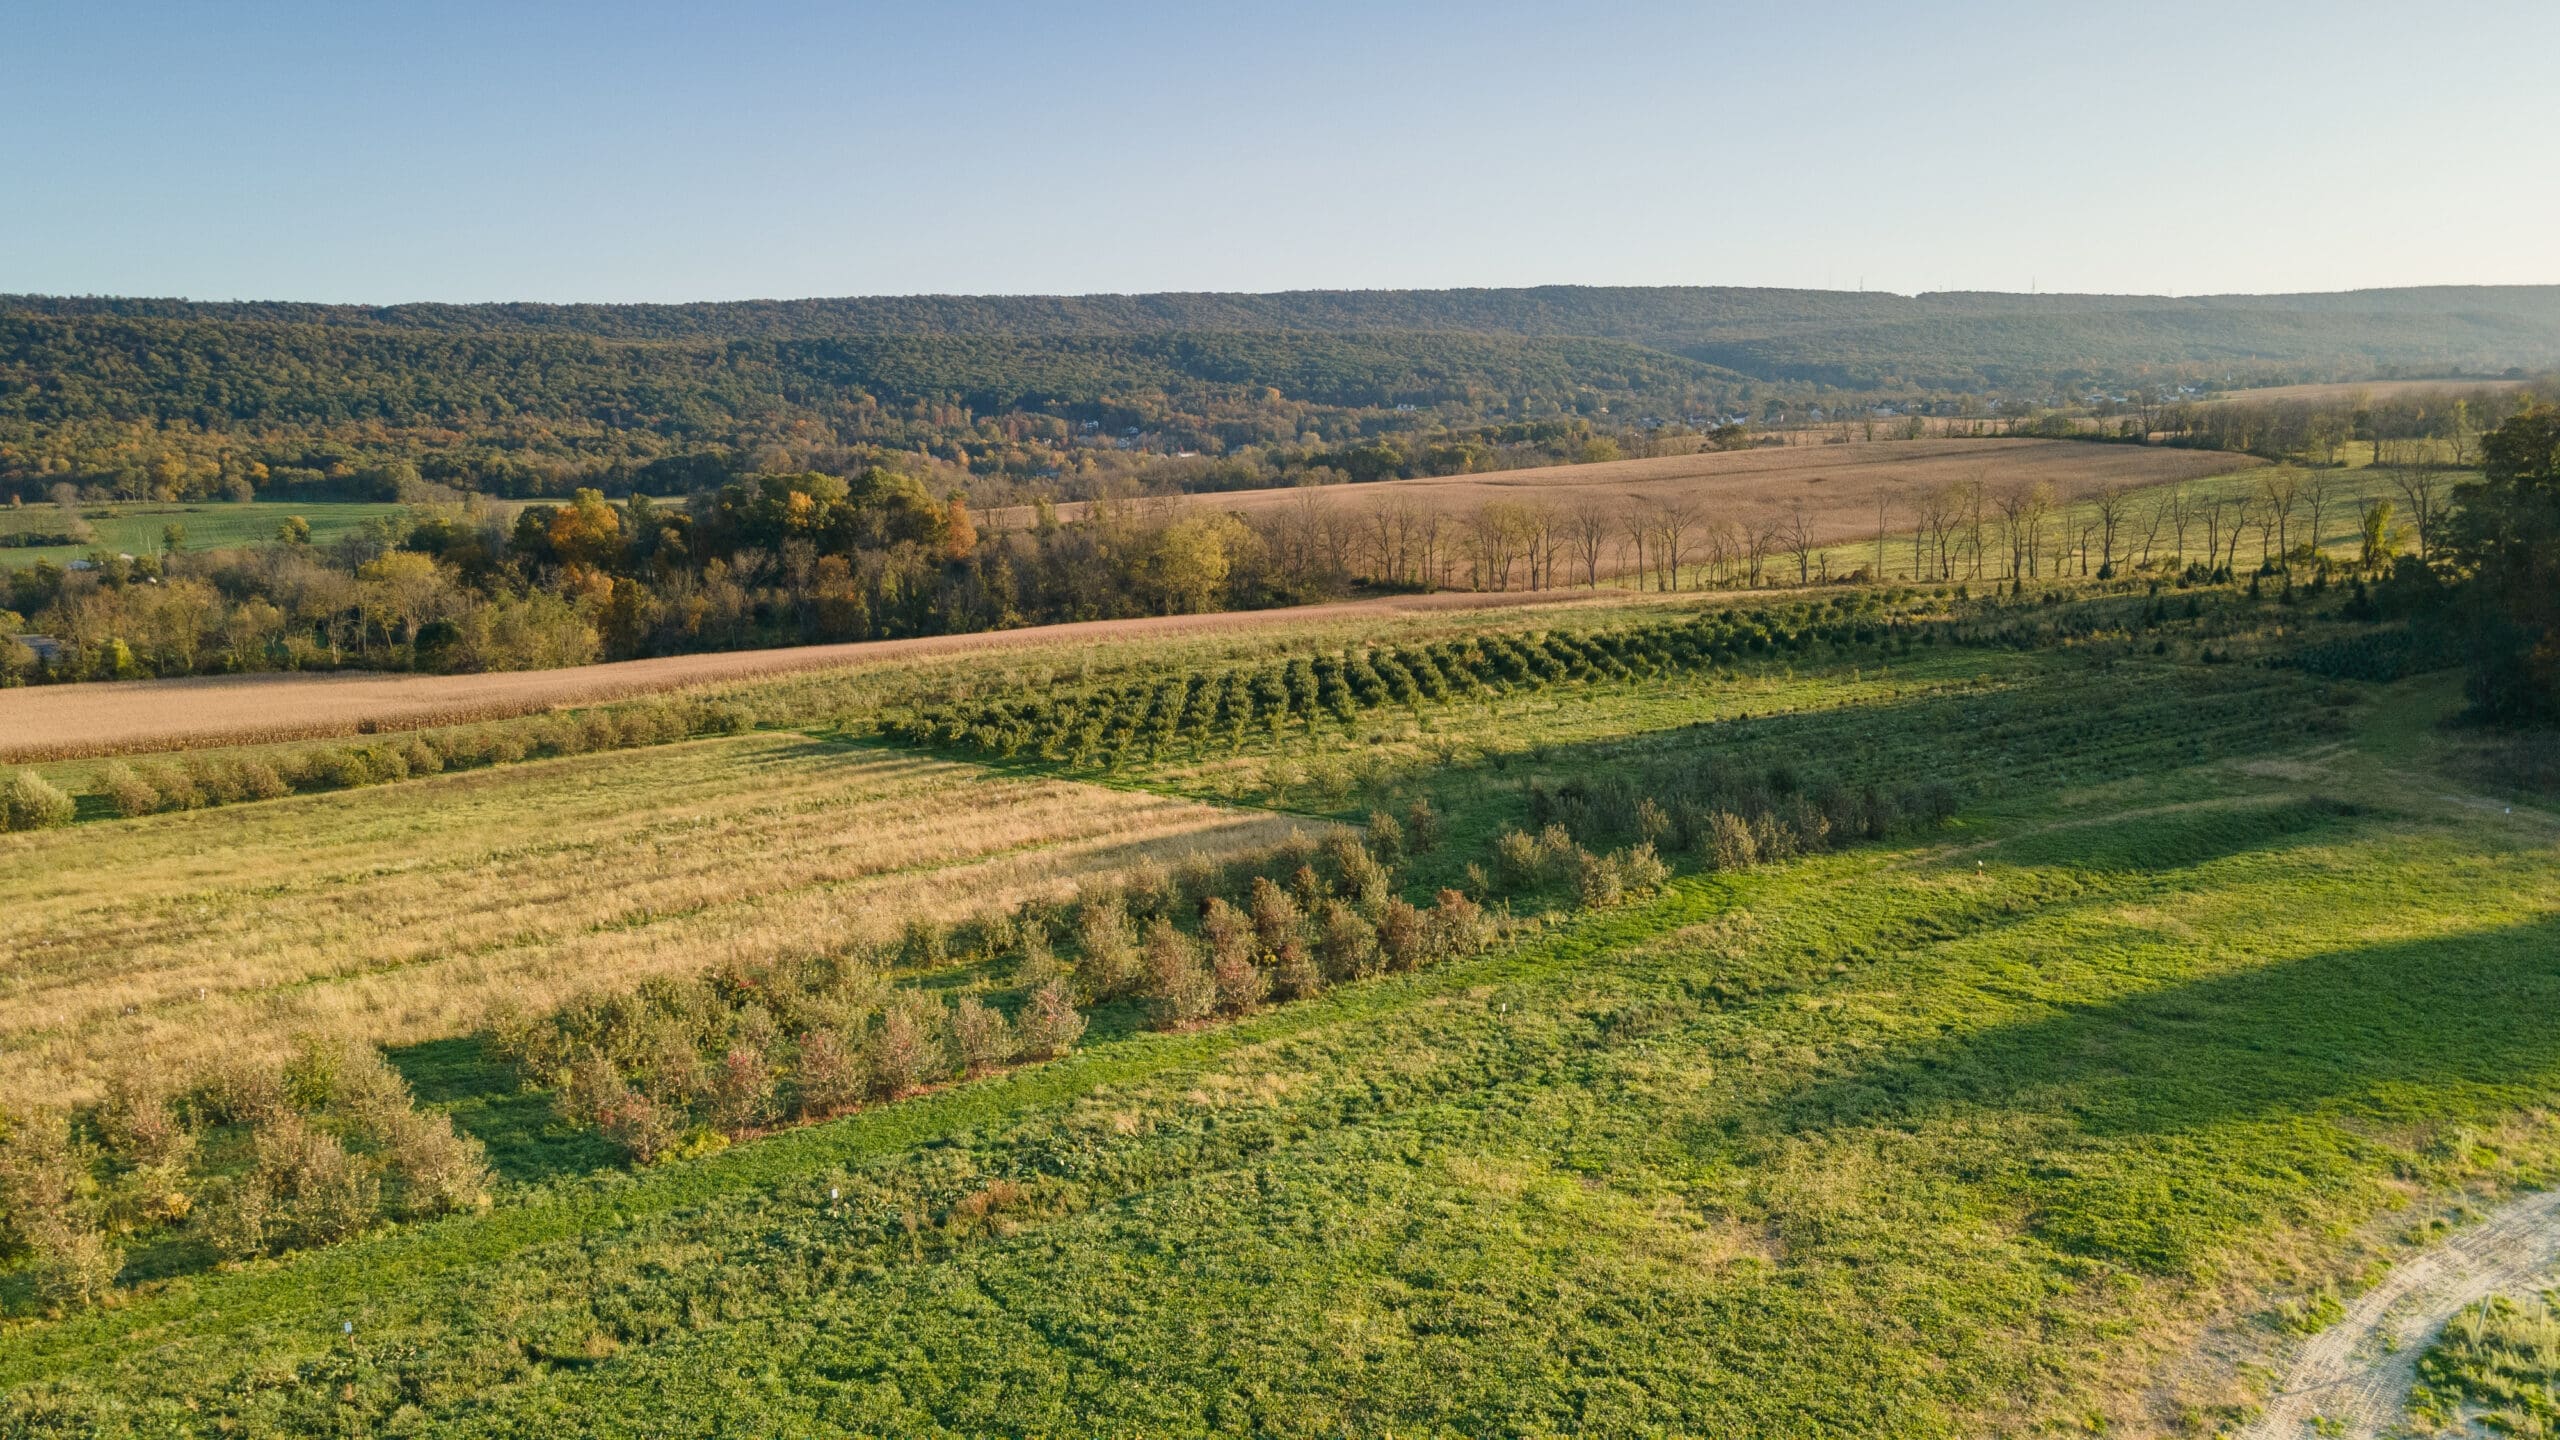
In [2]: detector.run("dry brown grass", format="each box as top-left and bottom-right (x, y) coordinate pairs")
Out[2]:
(0, 732), (1310, 1109)
(0, 589), (1623, 765)
(1005, 436), (2248, 555)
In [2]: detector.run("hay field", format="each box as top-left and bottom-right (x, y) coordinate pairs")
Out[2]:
(0, 588), (1624, 764)
(0, 732), (1306, 1109)
(1005, 436), (2251, 547)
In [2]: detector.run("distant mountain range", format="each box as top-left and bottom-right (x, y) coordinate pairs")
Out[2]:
(5, 285), (2554, 496)
(14, 284), (2559, 395)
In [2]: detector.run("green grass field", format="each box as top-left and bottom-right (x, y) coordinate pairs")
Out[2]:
(0, 499), (412, 570)
(3, 584), (2556, 1438)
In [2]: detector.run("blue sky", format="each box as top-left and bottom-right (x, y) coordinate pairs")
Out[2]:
(5, 0), (2556, 303)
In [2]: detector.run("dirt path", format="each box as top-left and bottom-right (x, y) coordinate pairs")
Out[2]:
(0, 588), (1667, 762)
(2240, 1187), (2560, 1439)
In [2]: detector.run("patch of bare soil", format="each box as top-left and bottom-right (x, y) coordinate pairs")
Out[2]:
(2240, 1188), (2560, 1440)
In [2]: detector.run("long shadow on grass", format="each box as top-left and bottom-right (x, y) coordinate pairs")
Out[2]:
(1762, 914), (2560, 1271)
(1773, 914), (2560, 1142)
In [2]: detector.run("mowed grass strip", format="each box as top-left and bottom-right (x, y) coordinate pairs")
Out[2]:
(0, 733), (1305, 1109)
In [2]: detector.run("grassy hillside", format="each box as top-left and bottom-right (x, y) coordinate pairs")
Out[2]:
(3, 580), (2556, 1436)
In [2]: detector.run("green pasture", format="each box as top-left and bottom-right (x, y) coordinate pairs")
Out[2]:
(4, 576), (2557, 1437)
(0, 500), (412, 571)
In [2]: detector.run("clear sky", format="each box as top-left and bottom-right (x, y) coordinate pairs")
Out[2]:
(6, 0), (2556, 304)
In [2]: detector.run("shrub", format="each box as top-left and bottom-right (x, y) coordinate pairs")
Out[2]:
(374, 1108), (492, 1218)
(94, 1068), (191, 1170)
(792, 1028), (865, 1118)
(1314, 900), (1379, 983)
(195, 1054), (291, 1127)
(636, 1020), (709, 1107)
(1288, 862), (1328, 910)
(141, 763), (204, 810)
(1122, 859), (1173, 924)
(1141, 920), (1217, 1029)
(100, 762), (160, 818)
(24, 1215), (121, 1311)
(0, 769), (75, 831)
(1272, 937), (1324, 1001)
(1376, 897), (1429, 971)
(952, 997), (1016, 1074)
(1426, 889), (1492, 959)
(1199, 897), (1252, 959)
(595, 1085), (680, 1166)
(1073, 898), (1140, 1002)
(900, 917), (949, 969)
(1494, 828), (1543, 889)
(1363, 810), (1405, 866)
(1010, 921), (1065, 990)
(1633, 798), (1672, 846)
(1212, 951), (1270, 1014)
(1248, 876), (1302, 953)
(1752, 811), (1800, 863)
(1705, 812), (1758, 871)
(1014, 979), (1087, 1059)
(869, 994), (949, 1098)
(1403, 797), (1441, 854)
(243, 1112), (380, 1252)
(1612, 842), (1670, 896)
(1573, 848), (1623, 908)
(708, 1045), (776, 1133)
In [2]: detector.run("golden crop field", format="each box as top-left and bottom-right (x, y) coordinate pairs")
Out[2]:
(0, 588), (1629, 764)
(1005, 437), (2253, 540)
(0, 732), (1308, 1109)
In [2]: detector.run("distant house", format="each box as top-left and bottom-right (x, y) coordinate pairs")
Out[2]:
(17, 635), (61, 664)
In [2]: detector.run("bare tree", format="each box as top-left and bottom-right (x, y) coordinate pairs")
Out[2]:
(2259, 466), (2302, 563)
(1740, 515), (1776, 588)
(2091, 485), (2128, 576)
(1567, 497), (1613, 588)
(2135, 485), (2170, 568)
(1777, 503), (1817, 585)
(2300, 469), (2335, 563)
(1619, 509), (1650, 591)
(1650, 497), (1700, 592)
(2388, 442), (2447, 563)
(1959, 474), (1989, 579)
(1993, 482), (2052, 579)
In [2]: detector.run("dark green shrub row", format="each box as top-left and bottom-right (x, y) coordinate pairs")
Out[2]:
(889, 597), (1916, 767)
(2276, 627), (2455, 684)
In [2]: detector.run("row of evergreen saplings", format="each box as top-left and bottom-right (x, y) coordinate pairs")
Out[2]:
(0, 1039), (490, 1313)
(498, 807), (1508, 1165)
(892, 598), (1920, 767)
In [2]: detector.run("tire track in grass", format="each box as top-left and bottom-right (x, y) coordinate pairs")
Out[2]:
(2240, 1187), (2560, 1440)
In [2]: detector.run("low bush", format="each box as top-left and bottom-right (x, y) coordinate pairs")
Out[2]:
(0, 769), (75, 831)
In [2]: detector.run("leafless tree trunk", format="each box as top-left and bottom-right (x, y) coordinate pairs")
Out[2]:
(1568, 497), (1612, 587)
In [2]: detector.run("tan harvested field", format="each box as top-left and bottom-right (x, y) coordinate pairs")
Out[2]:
(0, 588), (1627, 764)
(1001, 436), (2251, 542)
(2206, 377), (2530, 405)
(0, 733), (1311, 1109)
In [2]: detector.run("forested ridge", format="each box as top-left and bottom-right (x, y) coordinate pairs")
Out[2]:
(8, 284), (2557, 506)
